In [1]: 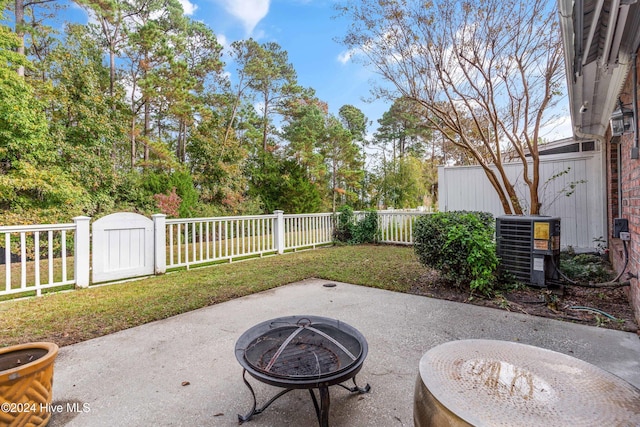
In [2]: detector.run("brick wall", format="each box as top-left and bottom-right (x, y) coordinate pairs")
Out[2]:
(608, 53), (640, 327)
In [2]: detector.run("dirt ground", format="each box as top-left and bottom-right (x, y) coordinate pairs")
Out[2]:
(409, 264), (638, 334)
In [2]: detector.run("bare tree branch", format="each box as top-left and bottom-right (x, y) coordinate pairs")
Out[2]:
(338, 0), (564, 214)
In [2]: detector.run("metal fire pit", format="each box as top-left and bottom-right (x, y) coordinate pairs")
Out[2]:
(235, 315), (370, 427)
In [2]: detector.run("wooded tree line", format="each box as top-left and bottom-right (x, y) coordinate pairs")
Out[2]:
(0, 0), (443, 225)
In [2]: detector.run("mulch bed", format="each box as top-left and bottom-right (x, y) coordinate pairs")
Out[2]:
(409, 269), (638, 333)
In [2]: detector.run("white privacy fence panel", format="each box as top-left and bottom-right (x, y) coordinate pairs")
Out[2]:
(283, 213), (334, 250)
(0, 220), (87, 297)
(438, 151), (606, 251)
(92, 213), (155, 283)
(166, 214), (277, 269)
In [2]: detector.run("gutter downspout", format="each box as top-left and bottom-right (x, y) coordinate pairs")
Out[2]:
(632, 53), (639, 158)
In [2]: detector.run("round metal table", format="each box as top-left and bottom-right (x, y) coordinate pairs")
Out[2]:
(414, 339), (640, 426)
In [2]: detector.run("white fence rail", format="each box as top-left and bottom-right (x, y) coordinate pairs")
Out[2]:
(165, 214), (278, 270)
(0, 217), (90, 297)
(283, 213), (334, 250)
(0, 210), (433, 300)
(163, 212), (336, 271)
(376, 211), (430, 245)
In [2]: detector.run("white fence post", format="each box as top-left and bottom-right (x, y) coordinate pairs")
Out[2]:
(73, 216), (91, 288)
(274, 210), (285, 254)
(153, 214), (167, 274)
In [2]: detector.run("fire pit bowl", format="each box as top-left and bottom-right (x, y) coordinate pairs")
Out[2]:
(235, 315), (370, 426)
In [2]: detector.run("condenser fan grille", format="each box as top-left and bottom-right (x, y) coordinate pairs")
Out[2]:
(497, 220), (533, 282)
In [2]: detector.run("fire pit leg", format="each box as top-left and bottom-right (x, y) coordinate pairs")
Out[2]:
(336, 376), (371, 394)
(237, 369), (293, 424)
(308, 386), (331, 427)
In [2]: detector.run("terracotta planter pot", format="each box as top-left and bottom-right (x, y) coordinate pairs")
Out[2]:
(0, 342), (59, 427)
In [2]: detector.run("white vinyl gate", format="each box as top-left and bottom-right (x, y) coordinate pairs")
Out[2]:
(92, 212), (155, 283)
(438, 149), (606, 251)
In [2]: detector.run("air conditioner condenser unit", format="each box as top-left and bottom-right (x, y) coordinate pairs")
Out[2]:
(496, 215), (561, 287)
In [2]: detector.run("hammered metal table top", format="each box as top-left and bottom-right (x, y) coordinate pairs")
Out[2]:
(418, 339), (640, 427)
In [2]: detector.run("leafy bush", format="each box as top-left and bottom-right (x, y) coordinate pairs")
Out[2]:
(559, 252), (614, 283)
(334, 205), (355, 242)
(413, 211), (498, 295)
(353, 210), (379, 244)
(153, 188), (182, 217)
(333, 206), (378, 244)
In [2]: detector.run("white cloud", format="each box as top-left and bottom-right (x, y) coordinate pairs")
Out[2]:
(337, 49), (355, 65)
(540, 115), (574, 141)
(216, 33), (229, 49)
(217, 0), (270, 35)
(178, 0), (198, 15)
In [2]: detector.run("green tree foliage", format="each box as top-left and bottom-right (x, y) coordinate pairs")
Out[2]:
(1, 0), (388, 223)
(375, 97), (430, 159)
(78, 0), (152, 100)
(338, 105), (369, 208)
(371, 99), (436, 209)
(187, 110), (250, 213)
(322, 115), (363, 211)
(164, 19), (223, 163)
(281, 100), (328, 184)
(373, 155), (427, 209)
(338, 104), (367, 143)
(247, 152), (322, 214)
(0, 21), (47, 169)
(0, 10), (86, 223)
(45, 24), (126, 214)
(282, 100), (367, 211)
(333, 205), (378, 244)
(231, 39), (302, 151)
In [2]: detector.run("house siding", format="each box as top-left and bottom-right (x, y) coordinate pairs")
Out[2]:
(608, 53), (640, 326)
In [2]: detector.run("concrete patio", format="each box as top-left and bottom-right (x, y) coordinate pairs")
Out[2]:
(48, 279), (640, 426)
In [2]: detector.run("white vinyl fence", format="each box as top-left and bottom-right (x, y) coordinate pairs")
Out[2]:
(0, 209), (432, 300)
(376, 211), (430, 244)
(163, 211), (336, 270)
(0, 217), (89, 297)
(165, 213), (278, 270)
(283, 213), (334, 251)
(438, 150), (606, 251)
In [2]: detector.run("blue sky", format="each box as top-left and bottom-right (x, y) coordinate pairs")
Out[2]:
(190, 0), (572, 141)
(59, 0), (572, 142)
(207, 0), (385, 126)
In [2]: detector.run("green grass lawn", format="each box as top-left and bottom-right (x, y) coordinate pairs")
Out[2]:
(0, 245), (426, 347)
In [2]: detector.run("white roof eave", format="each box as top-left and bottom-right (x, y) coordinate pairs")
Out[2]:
(558, 0), (633, 139)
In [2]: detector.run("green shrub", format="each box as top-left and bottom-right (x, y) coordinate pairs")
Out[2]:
(353, 210), (379, 244)
(559, 252), (614, 283)
(413, 211), (498, 295)
(333, 206), (378, 244)
(334, 205), (355, 243)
